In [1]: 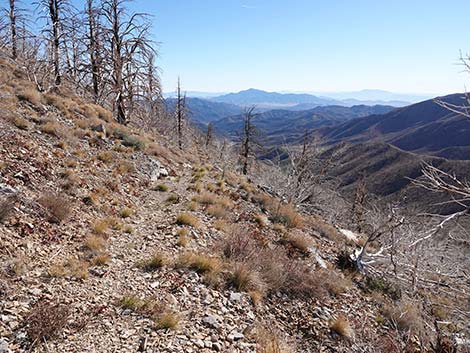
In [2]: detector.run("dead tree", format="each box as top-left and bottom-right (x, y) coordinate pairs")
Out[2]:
(240, 106), (258, 175)
(9, 0), (17, 59)
(205, 122), (213, 147)
(175, 77), (186, 149)
(102, 0), (156, 124)
(46, 0), (63, 86)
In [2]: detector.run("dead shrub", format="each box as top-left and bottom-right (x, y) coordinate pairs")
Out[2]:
(38, 194), (71, 223)
(381, 301), (423, 332)
(227, 262), (265, 295)
(13, 116), (30, 130)
(256, 327), (295, 353)
(137, 253), (166, 272)
(25, 300), (70, 344)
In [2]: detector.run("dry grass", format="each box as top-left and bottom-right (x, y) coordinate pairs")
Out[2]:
(177, 252), (221, 274)
(97, 151), (114, 163)
(83, 235), (107, 252)
(194, 192), (218, 205)
(115, 160), (134, 174)
(176, 228), (189, 247)
(120, 295), (143, 310)
(137, 253), (166, 272)
(17, 88), (43, 108)
(176, 213), (200, 228)
(228, 263), (265, 295)
(330, 316), (354, 339)
(92, 219), (109, 235)
(206, 204), (229, 219)
(309, 215), (343, 242)
(286, 232), (314, 254)
(91, 253), (110, 266)
(213, 219), (228, 231)
(154, 184), (169, 192)
(120, 207), (133, 218)
(381, 301), (423, 332)
(48, 258), (89, 280)
(256, 327), (295, 353)
(187, 201), (197, 211)
(38, 194), (71, 223)
(13, 116), (30, 130)
(166, 194), (180, 204)
(25, 300), (69, 344)
(156, 310), (180, 330)
(254, 214), (268, 227)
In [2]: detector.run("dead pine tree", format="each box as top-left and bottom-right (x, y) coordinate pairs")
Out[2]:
(240, 106), (258, 175)
(205, 122), (213, 148)
(175, 78), (186, 149)
(9, 0), (17, 59)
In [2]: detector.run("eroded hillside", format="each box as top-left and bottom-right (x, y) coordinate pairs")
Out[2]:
(0, 59), (467, 353)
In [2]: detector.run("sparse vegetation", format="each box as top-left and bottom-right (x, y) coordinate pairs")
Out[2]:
(156, 310), (180, 330)
(0, 196), (15, 223)
(177, 252), (221, 274)
(120, 207), (133, 218)
(166, 194), (180, 204)
(176, 228), (189, 247)
(137, 253), (166, 272)
(25, 300), (70, 344)
(38, 194), (71, 223)
(330, 316), (354, 339)
(154, 184), (169, 192)
(176, 213), (200, 227)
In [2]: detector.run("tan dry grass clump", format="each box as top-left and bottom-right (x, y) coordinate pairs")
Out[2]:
(330, 316), (354, 339)
(25, 300), (70, 344)
(381, 300), (423, 332)
(156, 310), (181, 330)
(176, 252), (221, 274)
(38, 194), (71, 223)
(286, 232), (314, 254)
(137, 253), (166, 272)
(176, 213), (200, 228)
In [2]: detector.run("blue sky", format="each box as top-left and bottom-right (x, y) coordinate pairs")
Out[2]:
(132, 0), (469, 95)
(20, 0), (470, 95)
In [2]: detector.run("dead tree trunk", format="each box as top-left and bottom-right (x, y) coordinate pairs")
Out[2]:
(86, 0), (100, 101)
(175, 78), (185, 149)
(48, 0), (61, 86)
(241, 107), (256, 175)
(9, 0), (17, 59)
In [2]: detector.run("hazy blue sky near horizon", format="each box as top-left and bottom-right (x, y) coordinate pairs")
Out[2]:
(132, 0), (468, 95)
(29, 0), (470, 94)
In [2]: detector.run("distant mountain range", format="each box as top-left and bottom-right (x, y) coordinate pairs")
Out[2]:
(165, 88), (436, 109)
(212, 105), (395, 145)
(318, 94), (470, 160)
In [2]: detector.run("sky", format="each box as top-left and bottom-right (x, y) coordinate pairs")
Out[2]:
(128, 0), (469, 95)
(22, 0), (470, 95)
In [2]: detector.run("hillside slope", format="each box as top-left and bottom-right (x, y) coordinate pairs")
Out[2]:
(213, 105), (395, 145)
(318, 94), (470, 160)
(0, 58), (467, 353)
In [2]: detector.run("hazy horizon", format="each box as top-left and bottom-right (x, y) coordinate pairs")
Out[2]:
(127, 0), (470, 95)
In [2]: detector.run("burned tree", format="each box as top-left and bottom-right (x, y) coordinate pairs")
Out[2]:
(9, 0), (17, 59)
(174, 78), (186, 149)
(240, 107), (258, 175)
(102, 0), (156, 124)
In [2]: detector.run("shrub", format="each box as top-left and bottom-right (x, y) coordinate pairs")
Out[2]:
(137, 253), (166, 272)
(330, 316), (354, 339)
(122, 135), (145, 150)
(213, 219), (228, 231)
(254, 214), (267, 227)
(194, 192), (218, 205)
(38, 194), (71, 223)
(177, 252), (221, 274)
(166, 194), (180, 204)
(156, 310), (180, 330)
(271, 203), (303, 229)
(120, 207), (133, 218)
(91, 253), (110, 266)
(0, 196), (15, 223)
(176, 213), (200, 228)
(25, 300), (69, 344)
(154, 184), (169, 192)
(115, 160), (134, 174)
(256, 328), (295, 353)
(40, 121), (63, 137)
(365, 276), (401, 300)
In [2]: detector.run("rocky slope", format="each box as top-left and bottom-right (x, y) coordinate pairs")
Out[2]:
(0, 58), (466, 353)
